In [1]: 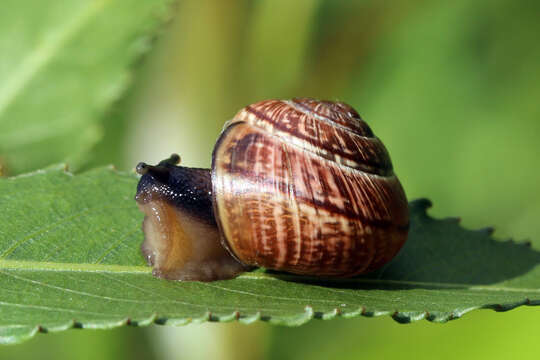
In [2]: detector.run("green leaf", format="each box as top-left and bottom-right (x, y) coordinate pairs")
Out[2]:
(0, 167), (539, 344)
(0, 0), (173, 175)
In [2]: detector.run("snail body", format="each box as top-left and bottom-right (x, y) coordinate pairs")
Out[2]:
(135, 98), (408, 281)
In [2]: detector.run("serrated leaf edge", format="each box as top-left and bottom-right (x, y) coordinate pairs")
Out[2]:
(2, 170), (539, 344)
(2, 297), (539, 345)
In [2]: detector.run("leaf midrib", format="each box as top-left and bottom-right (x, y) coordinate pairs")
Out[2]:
(0, 259), (537, 294)
(0, 259), (150, 274)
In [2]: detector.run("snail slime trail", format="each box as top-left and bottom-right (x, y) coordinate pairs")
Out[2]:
(135, 154), (246, 281)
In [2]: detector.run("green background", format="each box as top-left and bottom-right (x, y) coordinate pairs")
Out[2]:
(2, 0), (540, 359)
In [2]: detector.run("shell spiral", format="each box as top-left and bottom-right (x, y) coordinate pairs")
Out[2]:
(211, 98), (409, 277)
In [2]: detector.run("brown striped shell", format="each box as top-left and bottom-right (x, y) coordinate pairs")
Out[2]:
(212, 98), (409, 277)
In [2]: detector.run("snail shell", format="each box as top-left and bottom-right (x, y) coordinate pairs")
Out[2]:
(135, 98), (408, 281)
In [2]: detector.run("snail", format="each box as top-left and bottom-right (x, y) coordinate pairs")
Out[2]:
(135, 98), (409, 281)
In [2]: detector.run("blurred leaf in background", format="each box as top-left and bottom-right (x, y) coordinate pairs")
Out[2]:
(0, 327), (157, 360)
(1, 0), (540, 359)
(0, 0), (172, 175)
